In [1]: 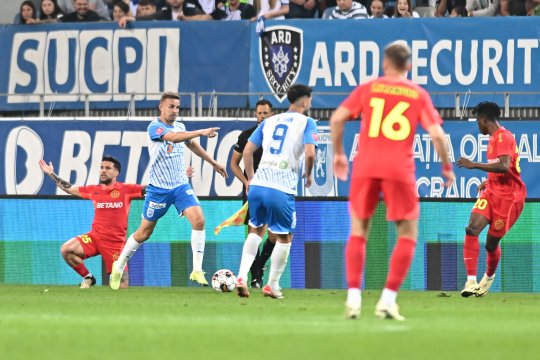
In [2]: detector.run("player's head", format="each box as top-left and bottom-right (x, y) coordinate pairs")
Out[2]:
(254, 99), (273, 124)
(472, 101), (501, 135)
(100, 155), (121, 185)
(159, 91), (181, 124)
(383, 41), (411, 74)
(287, 84), (313, 113)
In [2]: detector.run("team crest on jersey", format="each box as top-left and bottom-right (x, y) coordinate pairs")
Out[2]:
(259, 26), (303, 103)
(494, 218), (505, 230)
(304, 127), (336, 197)
(110, 189), (120, 198)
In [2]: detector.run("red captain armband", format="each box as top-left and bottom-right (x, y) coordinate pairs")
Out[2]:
(442, 163), (453, 172)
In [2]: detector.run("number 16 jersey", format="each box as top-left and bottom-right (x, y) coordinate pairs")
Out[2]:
(248, 111), (318, 195)
(341, 76), (443, 184)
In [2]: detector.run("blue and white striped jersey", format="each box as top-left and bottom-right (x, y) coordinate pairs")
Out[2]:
(147, 118), (189, 189)
(248, 111), (318, 195)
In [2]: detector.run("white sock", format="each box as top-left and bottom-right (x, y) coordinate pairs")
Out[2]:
(379, 288), (398, 306)
(116, 234), (141, 272)
(467, 275), (477, 282)
(346, 288), (362, 307)
(267, 242), (291, 290)
(191, 229), (205, 272)
(237, 233), (262, 280)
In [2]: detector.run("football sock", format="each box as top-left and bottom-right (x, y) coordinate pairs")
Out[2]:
(249, 248), (262, 279)
(116, 234), (141, 272)
(464, 235), (480, 277)
(385, 237), (416, 291)
(72, 263), (90, 278)
(238, 233), (262, 280)
(486, 245), (501, 277)
(191, 229), (205, 272)
(346, 288), (362, 307)
(267, 242), (291, 290)
(380, 288), (398, 306)
(258, 239), (275, 272)
(345, 235), (366, 289)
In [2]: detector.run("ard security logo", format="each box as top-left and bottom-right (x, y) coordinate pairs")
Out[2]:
(259, 26), (303, 102)
(304, 127), (337, 197)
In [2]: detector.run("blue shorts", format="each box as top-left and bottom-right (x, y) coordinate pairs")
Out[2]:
(142, 184), (200, 221)
(247, 185), (296, 234)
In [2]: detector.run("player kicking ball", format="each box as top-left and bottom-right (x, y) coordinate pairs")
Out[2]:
(457, 102), (526, 297)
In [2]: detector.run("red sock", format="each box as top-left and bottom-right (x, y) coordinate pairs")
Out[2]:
(486, 246), (501, 277)
(345, 235), (366, 289)
(464, 235), (480, 277)
(72, 263), (90, 278)
(385, 237), (416, 291)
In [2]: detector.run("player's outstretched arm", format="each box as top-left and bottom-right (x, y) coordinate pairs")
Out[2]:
(162, 127), (220, 143)
(186, 141), (228, 178)
(426, 124), (455, 187)
(457, 155), (511, 174)
(38, 160), (81, 197)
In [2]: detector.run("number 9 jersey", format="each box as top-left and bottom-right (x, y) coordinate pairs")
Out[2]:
(341, 77), (442, 184)
(248, 112), (318, 195)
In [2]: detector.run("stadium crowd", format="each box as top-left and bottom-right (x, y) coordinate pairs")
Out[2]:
(13, 0), (540, 26)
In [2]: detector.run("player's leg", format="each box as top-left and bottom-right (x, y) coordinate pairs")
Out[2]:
(110, 218), (157, 290)
(375, 180), (419, 321)
(476, 234), (501, 297)
(248, 224), (263, 288)
(262, 232), (289, 299)
(236, 186), (267, 297)
(461, 203), (490, 297)
(182, 204), (209, 286)
(345, 178), (380, 319)
(61, 235), (97, 288)
(252, 226), (276, 287)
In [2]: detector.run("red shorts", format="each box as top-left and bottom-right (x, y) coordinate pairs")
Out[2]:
(472, 191), (525, 237)
(349, 178), (419, 221)
(77, 231), (126, 274)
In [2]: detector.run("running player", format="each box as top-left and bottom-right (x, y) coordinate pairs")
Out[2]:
(457, 101), (526, 297)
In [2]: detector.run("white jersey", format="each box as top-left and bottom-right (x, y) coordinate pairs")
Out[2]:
(249, 111), (318, 195)
(147, 118), (189, 189)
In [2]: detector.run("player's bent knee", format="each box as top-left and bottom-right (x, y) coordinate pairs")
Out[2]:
(465, 225), (480, 237)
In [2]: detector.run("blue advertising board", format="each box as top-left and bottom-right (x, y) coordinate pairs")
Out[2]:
(1, 119), (538, 198)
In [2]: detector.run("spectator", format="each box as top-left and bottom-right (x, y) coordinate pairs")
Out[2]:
(58, 0), (111, 19)
(137, 0), (160, 17)
(155, 0), (206, 20)
(393, 0), (419, 16)
(26, 0), (66, 23)
(254, 0), (289, 20)
(211, 0), (256, 19)
(326, 0), (368, 18)
(285, 0), (317, 18)
(369, 0), (389, 17)
(498, 0), (526, 15)
(466, 0), (499, 16)
(112, 0), (131, 20)
(449, 3), (468, 15)
(435, 0), (466, 16)
(15, 0), (38, 24)
(61, 0), (104, 21)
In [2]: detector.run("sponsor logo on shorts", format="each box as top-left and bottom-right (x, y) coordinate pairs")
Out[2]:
(494, 218), (505, 230)
(110, 189), (120, 198)
(96, 202), (124, 209)
(148, 201), (166, 209)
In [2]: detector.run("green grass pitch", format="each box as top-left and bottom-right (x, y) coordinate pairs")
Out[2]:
(1, 285), (539, 360)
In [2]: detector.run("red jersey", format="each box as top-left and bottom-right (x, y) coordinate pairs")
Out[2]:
(78, 183), (144, 242)
(485, 127), (526, 200)
(341, 76), (442, 184)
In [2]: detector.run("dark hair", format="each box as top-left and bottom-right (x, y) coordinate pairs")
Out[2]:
(384, 41), (411, 71)
(472, 102), (501, 122)
(138, 0), (157, 6)
(19, 0), (37, 23)
(286, 84), (312, 104)
(39, 0), (65, 20)
(114, 0), (130, 14)
(452, 5), (468, 17)
(393, 0), (413, 17)
(160, 91), (180, 102)
(255, 99), (273, 110)
(102, 156), (121, 172)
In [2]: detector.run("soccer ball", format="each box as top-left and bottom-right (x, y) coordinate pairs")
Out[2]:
(211, 269), (237, 292)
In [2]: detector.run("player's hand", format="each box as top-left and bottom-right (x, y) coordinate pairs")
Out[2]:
(442, 168), (456, 187)
(333, 153), (349, 181)
(202, 127), (219, 138)
(478, 180), (488, 193)
(39, 159), (54, 175)
(214, 163), (228, 178)
(303, 173), (313, 188)
(186, 166), (195, 178)
(457, 157), (474, 169)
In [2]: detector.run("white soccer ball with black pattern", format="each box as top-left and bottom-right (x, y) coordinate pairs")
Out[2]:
(211, 269), (237, 292)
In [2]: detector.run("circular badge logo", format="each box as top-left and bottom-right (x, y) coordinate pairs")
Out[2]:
(494, 219), (505, 230)
(110, 189), (120, 198)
